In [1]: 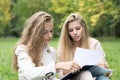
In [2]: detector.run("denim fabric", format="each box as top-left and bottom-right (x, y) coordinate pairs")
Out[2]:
(61, 65), (111, 80)
(96, 75), (109, 80)
(87, 65), (111, 80)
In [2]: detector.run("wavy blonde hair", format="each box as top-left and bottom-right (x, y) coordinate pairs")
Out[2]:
(13, 11), (53, 71)
(58, 13), (89, 61)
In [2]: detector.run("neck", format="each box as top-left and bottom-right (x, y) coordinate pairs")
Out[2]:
(74, 41), (81, 47)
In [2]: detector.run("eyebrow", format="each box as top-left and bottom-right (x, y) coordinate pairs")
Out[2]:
(68, 26), (80, 29)
(44, 28), (53, 31)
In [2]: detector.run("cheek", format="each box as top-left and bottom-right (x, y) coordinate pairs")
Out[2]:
(69, 32), (73, 37)
(44, 35), (47, 39)
(79, 29), (83, 35)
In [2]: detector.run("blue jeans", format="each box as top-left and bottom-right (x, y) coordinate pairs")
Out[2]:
(84, 65), (111, 80)
(61, 65), (111, 80)
(96, 75), (109, 80)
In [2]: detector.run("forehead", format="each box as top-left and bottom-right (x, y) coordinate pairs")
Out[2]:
(68, 20), (81, 28)
(44, 21), (53, 30)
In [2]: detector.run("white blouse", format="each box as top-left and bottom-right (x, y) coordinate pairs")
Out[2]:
(88, 37), (108, 65)
(15, 45), (59, 80)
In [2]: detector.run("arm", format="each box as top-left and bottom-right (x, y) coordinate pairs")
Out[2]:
(55, 61), (81, 75)
(93, 39), (109, 68)
(15, 45), (56, 80)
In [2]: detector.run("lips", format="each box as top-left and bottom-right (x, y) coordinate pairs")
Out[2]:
(46, 39), (51, 41)
(72, 36), (81, 41)
(73, 36), (79, 38)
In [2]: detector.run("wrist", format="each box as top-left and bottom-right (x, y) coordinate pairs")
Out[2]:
(55, 62), (60, 71)
(55, 62), (62, 71)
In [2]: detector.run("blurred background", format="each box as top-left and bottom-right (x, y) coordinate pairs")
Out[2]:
(0, 0), (120, 80)
(0, 0), (120, 38)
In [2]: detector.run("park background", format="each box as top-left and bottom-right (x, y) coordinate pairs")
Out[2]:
(0, 0), (120, 80)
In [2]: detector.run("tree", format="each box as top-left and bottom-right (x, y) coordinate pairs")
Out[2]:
(50, 0), (80, 36)
(12, 0), (52, 37)
(50, 0), (120, 37)
(0, 0), (13, 36)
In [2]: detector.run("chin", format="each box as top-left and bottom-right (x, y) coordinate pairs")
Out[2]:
(74, 39), (80, 42)
(47, 40), (50, 43)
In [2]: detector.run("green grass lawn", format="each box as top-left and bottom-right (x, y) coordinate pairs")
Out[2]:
(0, 38), (120, 80)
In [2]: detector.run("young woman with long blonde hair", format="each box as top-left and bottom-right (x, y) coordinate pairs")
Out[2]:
(58, 13), (111, 80)
(13, 11), (80, 80)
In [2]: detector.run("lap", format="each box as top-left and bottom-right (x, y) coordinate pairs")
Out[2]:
(96, 75), (109, 80)
(71, 71), (94, 80)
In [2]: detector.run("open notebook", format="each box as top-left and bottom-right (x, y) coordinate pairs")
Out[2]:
(61, 65), (112, 80)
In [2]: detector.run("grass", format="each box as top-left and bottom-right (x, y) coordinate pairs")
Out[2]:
(102, 41), (120, 80)
(0, 38), (18, 80)
(0, 38), (120, 80)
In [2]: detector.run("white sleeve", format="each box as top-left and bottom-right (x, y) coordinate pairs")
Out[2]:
(15, 45), (56, 80)
(92, 39), (109, 67)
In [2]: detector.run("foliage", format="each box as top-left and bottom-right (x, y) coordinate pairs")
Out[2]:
(0, 0), (120, 37)
(0, 38), (120, 80)
(0, 0), (13, 36)
(50, 0), (79, 14)
(79, 0), (120, 37)
(11, 0), (52, 37)
(50, 0), (120, 37)
(49, 0), (80, 37)
(50, 0), (80, 27)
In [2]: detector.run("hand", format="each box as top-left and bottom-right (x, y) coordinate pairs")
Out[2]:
(56, 61), (81, 74)
(97, 62), (109, 68)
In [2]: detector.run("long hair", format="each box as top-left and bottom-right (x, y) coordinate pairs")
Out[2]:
(13, 11), (53, 71)
(58, 13), (89, 61)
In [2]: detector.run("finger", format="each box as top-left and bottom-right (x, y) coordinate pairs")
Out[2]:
(72, 63), (81, 70)
(71, 67), (78, 73)
(70, 69), (74, 73)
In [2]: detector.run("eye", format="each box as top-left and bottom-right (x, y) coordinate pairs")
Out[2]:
(68, 28), (73, 32)
(43, 30), (48, 34)
(75, 26), (80, 30)
(50, 30), (53, 33)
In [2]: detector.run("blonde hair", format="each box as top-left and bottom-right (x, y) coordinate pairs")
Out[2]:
(13, 11), (53, 71)
(58, 13), (89, 61)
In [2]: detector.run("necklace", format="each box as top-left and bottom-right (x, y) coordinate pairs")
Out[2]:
(44, 45), (51, 54)
(46, 46), (51, 54)
(47, 49), (50, 54)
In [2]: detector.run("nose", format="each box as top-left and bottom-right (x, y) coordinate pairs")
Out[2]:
(73, 29), (77, 35)
(48, 32), (52, 38)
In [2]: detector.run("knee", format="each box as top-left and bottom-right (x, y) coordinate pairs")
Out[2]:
(81, 71), (92, 76)
(71, 71), (95, 80)
(96, 75), (109, 80)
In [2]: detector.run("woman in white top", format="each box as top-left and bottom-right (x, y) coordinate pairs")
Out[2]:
(13, 11), (80, 80)
(58, 13), (111, 80)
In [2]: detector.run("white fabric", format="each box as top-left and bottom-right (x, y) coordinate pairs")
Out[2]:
(80, 71), (95, 80)
(15, 45), (59, 80)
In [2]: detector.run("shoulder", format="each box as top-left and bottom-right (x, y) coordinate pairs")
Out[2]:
(15, 44), (27, 55)
(89, 37), (100, 44)
(88, 37), (102, 50)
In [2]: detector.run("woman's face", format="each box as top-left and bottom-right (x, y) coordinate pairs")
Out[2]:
(68, 20), (83, 43)
(43, 21), (53, 44)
